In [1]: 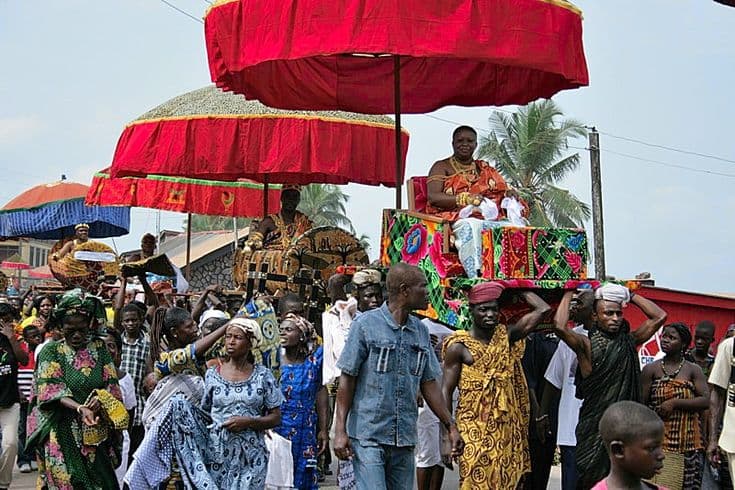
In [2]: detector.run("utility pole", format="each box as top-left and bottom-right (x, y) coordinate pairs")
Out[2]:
(588, 127), (606, 280)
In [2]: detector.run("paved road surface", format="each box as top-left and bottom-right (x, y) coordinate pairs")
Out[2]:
(10, 461), (562, 489)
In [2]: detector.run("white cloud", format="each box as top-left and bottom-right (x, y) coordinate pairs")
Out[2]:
(0, 116), (43, 145)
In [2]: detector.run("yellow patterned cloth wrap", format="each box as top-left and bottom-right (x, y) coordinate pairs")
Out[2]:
(444, 329), (530, 489)
(82, 389), (129, 446)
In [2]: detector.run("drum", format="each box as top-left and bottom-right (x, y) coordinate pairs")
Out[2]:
(49, 239), (120, 290)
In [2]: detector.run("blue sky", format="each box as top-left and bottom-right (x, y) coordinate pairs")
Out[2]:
(1, 1), (733, 293)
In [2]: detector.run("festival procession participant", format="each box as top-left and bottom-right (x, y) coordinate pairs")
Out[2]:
(0, 303), (28, 490)
(726, 323), (735, 339)
(521, 322), (560, 490)
(19, 294), (55, 336)
(593, 401), (666, 490)
(552, 283), (667, 489)
(322, 269), (383, 389)
(321, 269), (383, 485)
(333, 263), (464, 489)
(441, 282), (551, 490)
(707, 325), (735, 485)
(685, 320), (716, 377)
(125, 233), (157, 263)
(196, 318), (283, 489)
(276, 313), (328, 490)
(26, 290), (127, 490)
(125, 306), (230, 488)
(537, 287), (595, 490)
(16, 324), (43, 474)
(102, 329), (137, 487)
(426, 126), (527, 278)
(113, 272), (153, 462)
(641, 322), (709, 489)
(244, 185), (313, 252)
(52, 222), (91, 260)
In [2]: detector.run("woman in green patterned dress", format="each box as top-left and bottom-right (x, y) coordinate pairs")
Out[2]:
(26, 290), (126, 490)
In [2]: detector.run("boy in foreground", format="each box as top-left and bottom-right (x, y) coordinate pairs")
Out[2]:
(594, 401), (667, 490)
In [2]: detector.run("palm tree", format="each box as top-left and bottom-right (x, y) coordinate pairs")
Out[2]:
(478, 100), (591, 228)
(297, 184), (356, 233)
(185, 215), (251, 232)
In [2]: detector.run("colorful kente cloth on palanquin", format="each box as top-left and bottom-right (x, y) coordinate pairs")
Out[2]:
(575, 325), (642, 490)
(425, 159), (508, 221)
(264, 211), (313, 249)
(648, 377), (704, 490)
(444, 329), (530, 489)
(26, 339), (123, 490)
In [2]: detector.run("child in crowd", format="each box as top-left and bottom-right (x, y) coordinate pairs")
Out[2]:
(103, 329), (137, 488)
(594, 401), (667, 490)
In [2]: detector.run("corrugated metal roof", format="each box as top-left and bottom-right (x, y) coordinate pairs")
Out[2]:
(161, 227), (249, 268)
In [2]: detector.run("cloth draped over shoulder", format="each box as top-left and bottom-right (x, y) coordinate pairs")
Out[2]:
(425, 159), (508, 221)
(444, 329), (530, 489)
(264, 211), (313, 249)
(575, 325), (642, 489)
(27, 339), (124, 490)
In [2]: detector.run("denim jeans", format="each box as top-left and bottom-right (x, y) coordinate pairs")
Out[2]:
(351, 438), (415, 490)
(16, 401), (31, 466)
(560, 445), (578, 490)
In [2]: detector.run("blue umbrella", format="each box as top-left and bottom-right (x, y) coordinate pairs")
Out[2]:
(0, 180), (130, 239)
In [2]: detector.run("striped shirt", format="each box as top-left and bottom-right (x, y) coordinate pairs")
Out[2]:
(17, 342), (35, 400)
(121, 334), (151, 427)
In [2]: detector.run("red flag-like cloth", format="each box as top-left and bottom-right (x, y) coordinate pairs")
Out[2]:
(86, 169), (281, 217)
(205, 0), (589, 113)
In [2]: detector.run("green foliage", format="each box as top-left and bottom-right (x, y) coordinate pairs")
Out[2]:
(184, 215), (251, 233)
(297, 184), (355, 233)
(478, 100), (591, 228)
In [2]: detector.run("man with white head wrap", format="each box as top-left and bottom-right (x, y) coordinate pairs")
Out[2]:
(552, 283), (668, 489)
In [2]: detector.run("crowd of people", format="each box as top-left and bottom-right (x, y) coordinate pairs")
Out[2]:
(0, 261), (731, 490)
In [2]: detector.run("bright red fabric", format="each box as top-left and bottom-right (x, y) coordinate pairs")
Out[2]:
(109, 116), (409, 186)
(205, 0), (589, 113)
(86, 168), (281, 217)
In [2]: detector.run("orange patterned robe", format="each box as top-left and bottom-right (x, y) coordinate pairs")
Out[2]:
(425, 159), (508, 221)
(444, 329), (530, 489)
(264, 211), (313, 250)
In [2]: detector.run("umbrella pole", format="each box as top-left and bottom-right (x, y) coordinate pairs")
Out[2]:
(393, 55), (402, 209)
(263, 175), (269, 218)
(185, 212), (192, 283)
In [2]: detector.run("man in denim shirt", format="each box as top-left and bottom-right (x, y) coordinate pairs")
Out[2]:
(333, 264), (463, 489)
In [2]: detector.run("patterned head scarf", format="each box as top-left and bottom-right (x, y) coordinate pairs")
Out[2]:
(227, 317), (263, 348)
(282, 313), (317, 354)
(53, 289), (106, 323)
(352, 269), (381, 289)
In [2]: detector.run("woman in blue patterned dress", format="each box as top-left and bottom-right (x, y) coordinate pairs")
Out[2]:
(276, 313), (329, 490)
(201, 318), (283, 489)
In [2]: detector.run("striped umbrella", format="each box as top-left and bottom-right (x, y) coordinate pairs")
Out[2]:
(0, 180), (130, 239)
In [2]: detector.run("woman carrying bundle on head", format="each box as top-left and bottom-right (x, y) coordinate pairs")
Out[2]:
(641, 322), (710, 489)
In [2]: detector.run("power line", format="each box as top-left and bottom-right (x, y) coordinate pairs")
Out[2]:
(425, 114), (735, 179)
(595, 130), (735, 166)
(159, 0), (203, 24)
(600, 148), (735, 178)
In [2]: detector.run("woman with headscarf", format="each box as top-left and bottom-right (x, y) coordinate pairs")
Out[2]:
(26, 289), (128, 490)
(126, 306), (230, 489)
(276, 313), (329, 490)
(197, 318), (283, 488)
(642, 322), (709, 489)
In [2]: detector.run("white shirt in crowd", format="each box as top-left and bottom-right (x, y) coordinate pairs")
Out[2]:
(321, 297), (357, 386)
(709, 337), (735, 455)
(115, 372), (137, 487)
(544, 325), (587, 447)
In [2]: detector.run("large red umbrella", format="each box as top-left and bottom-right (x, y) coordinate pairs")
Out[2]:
(86, 168), (281, 217)
(109, 86), (409, 187)
(204, 0), (588, 206)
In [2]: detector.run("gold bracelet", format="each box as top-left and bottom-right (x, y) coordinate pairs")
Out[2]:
(76, 405), (85, 415)
(456, 192), (470, 207)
